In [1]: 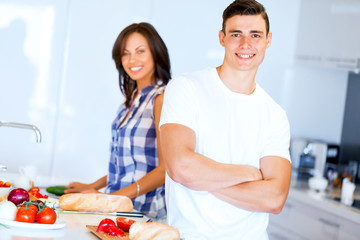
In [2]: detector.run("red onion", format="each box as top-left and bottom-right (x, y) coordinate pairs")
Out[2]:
(8, 188), (29, 206)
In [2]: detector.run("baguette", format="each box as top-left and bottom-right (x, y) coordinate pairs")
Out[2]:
(129, 222), (180, 240)
(59, 193), (133, 213)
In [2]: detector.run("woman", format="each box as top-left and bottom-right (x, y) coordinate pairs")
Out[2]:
(65, 22), (171, 219)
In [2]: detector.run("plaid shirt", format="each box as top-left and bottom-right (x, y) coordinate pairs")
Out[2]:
(105, 80), (166, 218)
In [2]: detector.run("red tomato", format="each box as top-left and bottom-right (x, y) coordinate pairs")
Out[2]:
(36, 207), (57, 224)
(19, 204), (39, 215)
(0, 181), (3, 187)
(15, 208), (36, 223)
(107, 226), (125, 237)
(4, 182), (11, 188)
(96, 218), (116, 233)
(116, 217), (136, 232)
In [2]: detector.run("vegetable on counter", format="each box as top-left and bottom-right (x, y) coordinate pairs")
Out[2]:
(15, 204), (37, 223)
(96, 218), (125, 237)
(0, 201), (17, 220)
(13, 200), (57, 224)
(46, 186), (67, 196)
(0, 181), (12, 202)
(107, 226), (125, 237)
(96, 218), (117, 233)
(36, 206), (57, 224)
(29, 187), (48, 199)
(116, 217), (135, 232)
(0, 180), (11, 188)
(8, 188), (29, 206)
(2, 187), (58, 225)
(29, 199), (46, 210)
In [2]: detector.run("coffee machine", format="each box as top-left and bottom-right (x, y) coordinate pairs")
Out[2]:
(290, 138), (339, 180)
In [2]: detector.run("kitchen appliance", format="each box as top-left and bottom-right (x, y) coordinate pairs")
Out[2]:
(290, 138), (339, 180)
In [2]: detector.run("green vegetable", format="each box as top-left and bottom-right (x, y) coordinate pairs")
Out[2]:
(46, 186), (67, 196)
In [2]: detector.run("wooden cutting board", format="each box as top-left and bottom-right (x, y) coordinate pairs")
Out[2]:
(86, 225), (130, 240)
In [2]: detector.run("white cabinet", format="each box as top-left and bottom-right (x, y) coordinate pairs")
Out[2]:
(267, 223), (306, 240)
(337, 216), (360, 240)
(295, 0), (360, 71)
(268, 191), (360, 240)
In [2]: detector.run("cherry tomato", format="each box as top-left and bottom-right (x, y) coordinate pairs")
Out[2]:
(36, 207), (57, 224)
(15, 207), (36, 223)
(107, 226), (125, 237)
(96, 218), (116, 233)
(4, 182), (11, 188)
(116, 217), (136, 231)
(0, 181), (3, 187)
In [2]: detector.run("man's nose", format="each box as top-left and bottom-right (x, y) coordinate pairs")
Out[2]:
(239, 36), (251, 48)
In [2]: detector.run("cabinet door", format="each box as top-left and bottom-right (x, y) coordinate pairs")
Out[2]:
(337, 216), (360, 240)
(295, 0), (360, 71)
(267, 222), (306, 240)
(269, 198), (340, 239)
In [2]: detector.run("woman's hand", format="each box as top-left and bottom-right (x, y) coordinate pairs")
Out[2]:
(64, 182), (94, 193)
(64, 176), (108, 194)
(81, 188), (102, 194)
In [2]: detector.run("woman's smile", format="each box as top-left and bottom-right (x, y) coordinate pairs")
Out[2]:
(129, 66), (143, 73)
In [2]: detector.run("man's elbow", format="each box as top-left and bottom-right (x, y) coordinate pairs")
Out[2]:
(266, 194), (288, 214)
(167, 167), (184, 184)
(165, 157), (194, 186)
(269, 203), (285, 215)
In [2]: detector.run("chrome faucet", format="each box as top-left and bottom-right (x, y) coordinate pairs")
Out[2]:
(0, 121), (42, 143)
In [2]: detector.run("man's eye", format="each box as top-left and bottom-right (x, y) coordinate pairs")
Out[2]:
(252, 34), (261, 38)
(232, 34), (240, 37)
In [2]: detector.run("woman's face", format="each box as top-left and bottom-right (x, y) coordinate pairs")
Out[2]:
(121, 32), (155, 87)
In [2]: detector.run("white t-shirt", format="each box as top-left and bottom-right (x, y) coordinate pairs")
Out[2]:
(159, 67), (291, 240)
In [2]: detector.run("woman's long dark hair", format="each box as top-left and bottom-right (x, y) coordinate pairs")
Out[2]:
(112, 22), (171, 108)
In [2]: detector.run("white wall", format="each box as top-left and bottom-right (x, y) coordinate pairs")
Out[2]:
(0, 0), (351, 183)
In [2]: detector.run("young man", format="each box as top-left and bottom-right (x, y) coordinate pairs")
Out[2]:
(159, 0), (291, 239)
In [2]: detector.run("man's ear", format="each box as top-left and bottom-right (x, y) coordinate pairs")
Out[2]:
(266, 32), (272, 48)
(219, 30), (225, 47)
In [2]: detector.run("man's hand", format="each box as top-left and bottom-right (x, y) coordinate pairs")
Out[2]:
(247, 165), (263, 182)
(211, 157), (291, 214)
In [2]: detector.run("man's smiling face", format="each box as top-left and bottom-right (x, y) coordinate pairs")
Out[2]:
(219, 14), (272, 73)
